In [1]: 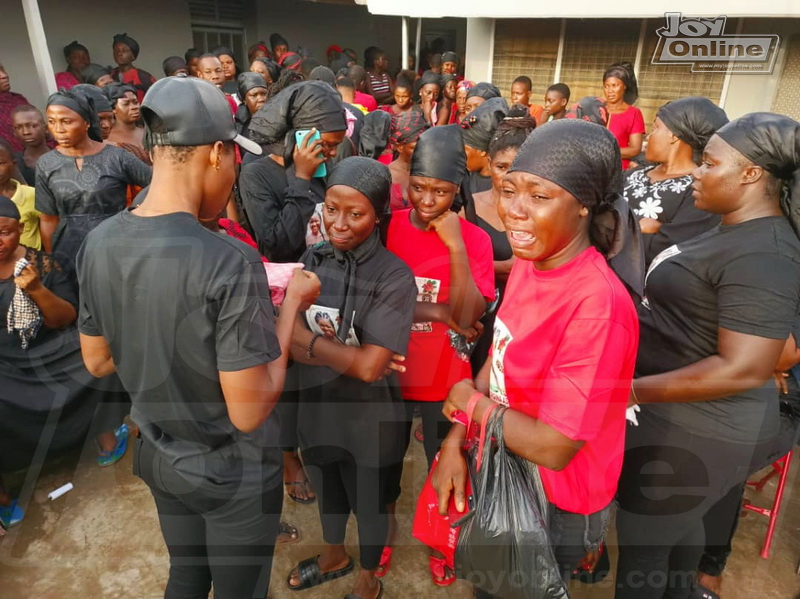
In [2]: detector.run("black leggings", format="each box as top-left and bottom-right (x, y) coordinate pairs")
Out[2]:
(614, 410), (757, 599)
(303, 451), (391, 570)
(135, 436), (283, 599)
(385, 400), (451, 504)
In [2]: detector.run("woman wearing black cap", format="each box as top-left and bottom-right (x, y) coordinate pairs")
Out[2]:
(461, 97), (508, 196)
(415, 71), (441, 127)
(623, 97), (728, 266)
(285, 156), (416, 599)
(602, 62), (644, 169)
(234, 73), (268, 139)
(615, 113), (800, 599)
(110, 33), (156, 103)
(385, 124), (495, 586)
(244, 80), (347, 504)
(71, 84), (115, 141)
(435, 119), (640, 597)
(55, 41), (90, 90)
(36, 90), (151, 278)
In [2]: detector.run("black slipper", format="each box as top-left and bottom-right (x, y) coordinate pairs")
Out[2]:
(285, 481), (317, 504)
(344, 579), (384, 599)
(690, 584), (720, 599)
(276, 521), (301, 545)
(287, 555), (355, 591)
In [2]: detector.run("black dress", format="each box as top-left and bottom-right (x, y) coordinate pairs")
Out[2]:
(34, 145), (152, 276)
(0, 248), (128, 471)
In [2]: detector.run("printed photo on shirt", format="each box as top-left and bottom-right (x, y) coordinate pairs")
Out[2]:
(305, 204), (328, 248)
(411, 276), (441, 333)
(305, 304), (360, 347)
(489, 317), (512, 407)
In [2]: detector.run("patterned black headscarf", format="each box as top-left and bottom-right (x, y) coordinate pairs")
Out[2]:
(717, 112), (800, 236)
(460, 97), (508, 151)
(467, 82), (501, 101)
(510, 119), (644, 298)
(390, 110), (429, 146)
(658, 97), (728, 163)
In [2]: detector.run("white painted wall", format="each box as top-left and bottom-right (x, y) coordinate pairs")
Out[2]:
(464, 18), (494, 82)
(2, 0), (193, 109)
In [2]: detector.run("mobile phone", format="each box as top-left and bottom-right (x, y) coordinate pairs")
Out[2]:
(294, 129), (327, 178)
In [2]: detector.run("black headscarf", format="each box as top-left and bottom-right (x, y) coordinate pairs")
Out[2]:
(390, 110), (429, 146)
(306, 157), (391, 342)
(213, 46), (236, 61)
(81, 63), (110, 86)
(415, 71), (441, 101)
(237, 72), (268, 100)
(270, 33), (289, 51)
(248, 80), (346, 164)
(467, 82), (501, 101)
(73, 84), (113, 113)
(441, 74), (457, 89)
(329, 57), (350, 75)
(63, 41), (88, 60)
(716, 112), (800, 235)
(460, 97), (508, 151)
(657, 97), (728, 163)
(162, 56), (188, 77)
(0, 196), (21, 220)
(565, 96), (609, 126)
(252, 58), (281, 83)
(47, 90), (103, 142)
(442, 51), (459, 65)
(112, 33), (140, 59)
(510, 119), (644, 298)
(410, 124), (466, 185)
(358, 111), (392, 160)
(310, 66), (336, 88)
(603, 62), (638, 105)
(102, 83), (137, 108)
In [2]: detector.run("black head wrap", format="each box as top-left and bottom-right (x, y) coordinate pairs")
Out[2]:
(441, 74), (457, 88)
(442, 51), (459, 65)
(390, 110), (429, 146)
(162, 56), (188, 77)
(73, 84), (113, 113)
(102, 83), (137, 108)
(329, 57), (350, 74)
(63, 41), (88, 60)
(460, 97), (508, 152)
(213, 46), (236, 61)
(410, 124), (466, 185)
(467, 82), (501, 101)
(603, 62), (638, 105)
(657, 97), (728, 163)
(0, 196), (21, 220)
(304, 157), (391, 343)
(358, 111), (391, 159)
(47, 90), (103, 142)
(237, 73), (268, 100)
(81, 63), (110, 86)
(565, 97), (609, 127)
(252, 57), (281, 83)
(248, 80), (346, 163)
(112, 33), (140, 59)
(310, 66), (336, 88)
(510, 119), (644, 298)
(270, 33), (289, 51)
(416, 70), (441, 94)
(716, 112), (800, 235)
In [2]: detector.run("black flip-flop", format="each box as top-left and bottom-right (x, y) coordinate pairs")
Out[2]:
(690, 584), (720, 599)
(277, 521), (301, 545)
(285, 481), (316, 504)
(287, 555), (355, 591)
(345, 579), (384, 599)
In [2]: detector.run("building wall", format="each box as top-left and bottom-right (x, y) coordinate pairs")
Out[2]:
(1, 0), (193, 110)
(773, 35), (800, 120)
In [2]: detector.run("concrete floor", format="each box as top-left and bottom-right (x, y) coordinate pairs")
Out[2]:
(1, 422), (799, 599)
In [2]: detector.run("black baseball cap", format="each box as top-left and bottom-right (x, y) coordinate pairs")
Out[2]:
(141, 76), (261, 155)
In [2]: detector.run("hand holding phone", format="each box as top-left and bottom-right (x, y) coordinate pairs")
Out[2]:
(294, 128), (327, 179)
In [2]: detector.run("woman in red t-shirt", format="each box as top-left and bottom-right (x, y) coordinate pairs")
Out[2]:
(434, 119), (640, 594)
(603, 62), (645, 169)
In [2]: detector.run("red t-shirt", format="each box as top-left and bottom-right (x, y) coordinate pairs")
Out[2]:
(387, 209), (495, 401)
(354, 91), (378, 113)
(607, 105), (645, 169)
(489, 247), (638, 514)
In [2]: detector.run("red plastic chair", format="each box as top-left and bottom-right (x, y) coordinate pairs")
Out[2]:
(742, 450), (793, 559)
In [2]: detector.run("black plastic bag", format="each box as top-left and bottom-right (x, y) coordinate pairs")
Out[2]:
(455, 406), (569, 599)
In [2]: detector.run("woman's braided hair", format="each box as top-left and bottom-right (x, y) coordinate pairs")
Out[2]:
(488, 104), (537, 159)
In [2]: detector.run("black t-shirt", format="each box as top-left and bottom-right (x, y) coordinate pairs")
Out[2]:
(294, 240), (417, 467)
(637, 216), (800, 443)
(76, 209), (282, 490)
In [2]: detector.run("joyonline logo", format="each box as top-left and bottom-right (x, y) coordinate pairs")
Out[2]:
(652, 13), (780, 73)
